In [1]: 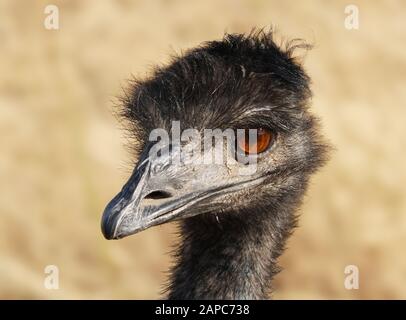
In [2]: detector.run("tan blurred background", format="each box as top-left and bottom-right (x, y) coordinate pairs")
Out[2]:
(1, 0), (405, 299)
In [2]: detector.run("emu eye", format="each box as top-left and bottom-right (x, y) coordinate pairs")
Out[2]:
(237, 128), (274, 155)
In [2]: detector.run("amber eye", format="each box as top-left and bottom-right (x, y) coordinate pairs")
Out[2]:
(237, 128), (274, 155)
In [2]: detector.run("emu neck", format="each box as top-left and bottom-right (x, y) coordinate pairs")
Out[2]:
(167, 210), (290, 299)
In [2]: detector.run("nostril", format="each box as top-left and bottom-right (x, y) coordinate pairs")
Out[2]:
(144, 190), (173, 200)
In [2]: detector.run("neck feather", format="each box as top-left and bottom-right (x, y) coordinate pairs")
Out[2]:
(166, 205), (296, 299)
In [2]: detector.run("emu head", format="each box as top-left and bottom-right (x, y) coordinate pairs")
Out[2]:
(101, 31), (328, 240)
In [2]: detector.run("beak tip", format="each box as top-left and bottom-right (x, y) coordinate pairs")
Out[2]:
(101, 223), (114, 240)
(101, 229), (114, 240)
(101, 209), (118, 240)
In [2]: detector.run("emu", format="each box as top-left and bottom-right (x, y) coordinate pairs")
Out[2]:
(101, 30), (329, 299)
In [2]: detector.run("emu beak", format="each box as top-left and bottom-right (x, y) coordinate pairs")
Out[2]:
(101, 142), (265, 240)
(101, 148), (204, 240)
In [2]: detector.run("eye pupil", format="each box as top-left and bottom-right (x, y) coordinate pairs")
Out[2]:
(238, 128), (273, 155)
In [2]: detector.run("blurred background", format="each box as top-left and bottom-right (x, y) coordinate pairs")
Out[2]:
(0, 0), (405, 299)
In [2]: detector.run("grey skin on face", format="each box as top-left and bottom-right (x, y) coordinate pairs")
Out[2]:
(101, 136), (269, 240)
